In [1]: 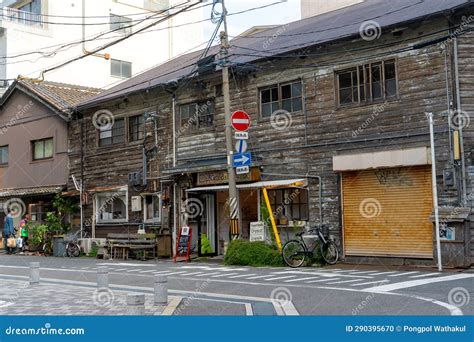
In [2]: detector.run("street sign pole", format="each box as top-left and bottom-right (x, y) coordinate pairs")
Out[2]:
(220, 0), (240, 238)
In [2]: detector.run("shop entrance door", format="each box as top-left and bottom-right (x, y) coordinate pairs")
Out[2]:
(197, 193), (218, 257)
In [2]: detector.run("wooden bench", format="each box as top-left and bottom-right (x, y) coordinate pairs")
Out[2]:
(106, 233), (157, 260)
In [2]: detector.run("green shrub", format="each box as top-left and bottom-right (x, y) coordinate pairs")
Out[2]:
(201, 234), (212, 254)
(224, 240), (284, 267)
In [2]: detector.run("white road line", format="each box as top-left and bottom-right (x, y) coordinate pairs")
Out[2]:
(284, 277), (320, 283)
(138, 270), (156, 274)
(270, 271), (372, 279)
(347, 271), (380, 275)
(246, 275), (274, 280)
(369, 271), (399, 276)
(331, 269), (359, 273)
(152, 271), (175, 275)
(264, 276), (297, 281)
(409, 272), (441, 278)
(113, 268), (128, 272)
(388, 271), (420, 277)
(326, 279), (363, 285)
(183, 272), (204, 276)
(211, 273), (240, 278)
(195, 272), (221, 277)
(245, 303), (253, 316)
(305, 278), (341, 283)
(165, 271), (189, 276)
(365, 273), (474, 292)
(351, 280), (389, 287)
(228, 274), (257, 279)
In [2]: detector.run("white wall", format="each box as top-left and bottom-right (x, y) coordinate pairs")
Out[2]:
(1, 0), (205, 89)
(301, 0), (364, 19)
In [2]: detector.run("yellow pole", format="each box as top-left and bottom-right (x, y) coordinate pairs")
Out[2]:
(262, 187), (282, 252)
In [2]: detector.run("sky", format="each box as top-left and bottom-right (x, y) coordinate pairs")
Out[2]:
(202, 0), (301, 39)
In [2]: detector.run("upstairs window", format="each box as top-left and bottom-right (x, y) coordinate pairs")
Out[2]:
(111, 59), (132, 78)
(129, 115), (144, 142)
(0, 145), (8, 165)
(32, 138), (53, 160)
(144, 194), (161, 222)
(260, 81), (303, 118)
(179, 100), (214, 130)
(110, 14), (132, 34)
(99, 118), (125, 147)
(336, 59), (397, 106)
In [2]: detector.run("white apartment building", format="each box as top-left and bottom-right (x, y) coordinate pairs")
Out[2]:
(300, 0), (364, 19)
(0, 0), (205, 88)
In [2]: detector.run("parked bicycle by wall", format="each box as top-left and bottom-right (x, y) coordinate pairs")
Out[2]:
(282, 226), (338, 267)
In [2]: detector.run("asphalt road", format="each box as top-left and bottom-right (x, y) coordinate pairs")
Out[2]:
(0, 255), (472, 316)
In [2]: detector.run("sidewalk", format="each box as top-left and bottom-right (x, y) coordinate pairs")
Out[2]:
(0, 279), (166, 316)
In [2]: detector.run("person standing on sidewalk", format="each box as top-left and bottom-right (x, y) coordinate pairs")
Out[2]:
(19, 214), (29, 253)
(3, 208), (14, 254)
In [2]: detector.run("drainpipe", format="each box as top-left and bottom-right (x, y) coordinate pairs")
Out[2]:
(172, 95), (176, 168)
(444, 47), (453, 164)
(428, 112), (443, 272)
(453, 38), (467, 204)
(80, 118), (84, 239)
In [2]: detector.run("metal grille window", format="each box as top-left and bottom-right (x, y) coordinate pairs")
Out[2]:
(336, 59), (397, 105)
(260, 81), (303, 118)
(267, 188), (309, 221)
(179, 100), (214, 129)
(32, 138), (53, 160)
(99, 119), (125, 146)
(110, 14), (132, 34)
(0, 145), (8, 165)
(111, 59), (132, 78)
(129, 115), (144, 142)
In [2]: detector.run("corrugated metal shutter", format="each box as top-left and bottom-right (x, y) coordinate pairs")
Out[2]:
(342, 166), (433, 258)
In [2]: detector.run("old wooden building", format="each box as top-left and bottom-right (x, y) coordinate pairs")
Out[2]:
(73, 0), (474, 267)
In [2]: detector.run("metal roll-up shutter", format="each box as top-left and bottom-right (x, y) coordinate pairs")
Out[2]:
(342, 165), (433, 258)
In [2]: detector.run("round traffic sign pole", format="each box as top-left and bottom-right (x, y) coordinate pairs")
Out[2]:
(231, 111), (251, 132)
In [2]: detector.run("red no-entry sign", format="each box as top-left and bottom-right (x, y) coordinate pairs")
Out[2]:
(231, 111), (250, 132)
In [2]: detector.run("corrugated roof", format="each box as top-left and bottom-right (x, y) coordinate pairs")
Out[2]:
(78, 0), (471, 109)
(0, 185), (65, 198)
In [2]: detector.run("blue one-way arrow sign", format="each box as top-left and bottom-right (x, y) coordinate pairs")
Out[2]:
(233, 152), (252, 167)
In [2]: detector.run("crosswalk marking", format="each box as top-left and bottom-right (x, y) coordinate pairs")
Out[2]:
(347, 271), (379, 275)
(228, 274), (257, 279)
(195, 272), (221, 277)
(161, 271), (188, 276)
(284, 277), (320, 283)
(264, 276), (297, 281)
(388, 271), (419, 277)
(153, 271), (175, 275)
(326, 279), (363, 285)
(409, 272), (441, 278)
(138, 270), (156, 274)
(113, 268), (128, 272)
(183, 272), (205, 276)
(246, 275), (274, 280)
(211, 273), (240, 278)
(369, 271), (398, 276)
(351, 280), (389, 287)
(305, 278), (340, 283)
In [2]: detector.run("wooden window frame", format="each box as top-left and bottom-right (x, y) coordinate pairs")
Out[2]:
(31, 137), (53, 161)
(97, 118), (125, 147)
(259, 79), (303, 119)
(335, 58), (398, 108)
(267, 188), (309, 221)
(128, 115), (145, 142)
(178, 99), (215, 131)
(0, 145), (8, 166)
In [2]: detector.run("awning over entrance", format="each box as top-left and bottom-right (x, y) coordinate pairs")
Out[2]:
(186, 179), (307, 192)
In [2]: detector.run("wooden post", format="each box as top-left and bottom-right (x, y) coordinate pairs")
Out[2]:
(262, 187), (282, 252)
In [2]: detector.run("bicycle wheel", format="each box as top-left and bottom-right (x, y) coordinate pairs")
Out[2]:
(320, 240), (339, 265)
(67, 243), (80, 258)
(282, 240), (306, 268)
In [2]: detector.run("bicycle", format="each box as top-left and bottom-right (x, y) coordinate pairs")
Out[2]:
(282, 226), (339, 267)
(41, 231), (53, 257)
(64, 231), (82, 258)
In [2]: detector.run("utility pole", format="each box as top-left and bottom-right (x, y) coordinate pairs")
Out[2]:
(220, 0), (240, 239)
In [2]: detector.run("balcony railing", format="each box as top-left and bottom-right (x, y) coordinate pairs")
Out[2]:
(3, 7), (45, 28)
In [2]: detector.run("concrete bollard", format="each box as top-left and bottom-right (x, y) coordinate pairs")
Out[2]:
(29, 262), (40, 285)
(126, 294), (145, 315)
(154, 275), (168, 306)
(97, 266), (109, 289)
